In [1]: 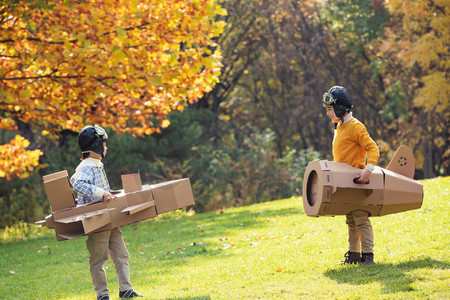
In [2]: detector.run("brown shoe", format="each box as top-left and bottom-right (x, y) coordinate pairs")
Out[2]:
(339, 251), (361, 264)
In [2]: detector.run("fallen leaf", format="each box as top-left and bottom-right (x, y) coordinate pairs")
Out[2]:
(222, 242), (236, 249)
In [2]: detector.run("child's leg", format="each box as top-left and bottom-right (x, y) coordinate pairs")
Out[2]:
(108, 228), (133, 292)
(346, 212), (361, 252)
(353, 210), (374, 253)
(86, 231), (111, 297)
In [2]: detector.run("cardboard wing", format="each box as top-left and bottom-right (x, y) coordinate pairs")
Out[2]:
(38, 171), (194, 241)
(302, 145), (423, 217)
(52, 203), (114, 240)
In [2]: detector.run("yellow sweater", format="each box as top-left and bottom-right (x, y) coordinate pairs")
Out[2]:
(333, 117), (379, 169)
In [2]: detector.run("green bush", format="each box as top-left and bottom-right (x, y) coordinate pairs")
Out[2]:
(187, 127), (321, 211)
(0, 174), (49, 228)
(0, 221), (53, 243)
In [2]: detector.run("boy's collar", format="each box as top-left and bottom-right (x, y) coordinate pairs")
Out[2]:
(76, 157), (103, 171)
(85, 157), (103, 166)
(338, 112), (353, 125)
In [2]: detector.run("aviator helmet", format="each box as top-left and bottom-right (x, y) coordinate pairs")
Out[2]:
(322, 86), (353, 121)
(78, 125), (108, 158)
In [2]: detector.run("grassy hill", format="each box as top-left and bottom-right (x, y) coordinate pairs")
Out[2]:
(1, 177), (449, 299)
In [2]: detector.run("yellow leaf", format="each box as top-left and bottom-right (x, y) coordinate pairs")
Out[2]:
(160, 119), (171, 128)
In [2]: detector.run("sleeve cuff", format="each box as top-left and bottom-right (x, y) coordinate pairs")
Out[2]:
(93, 187), (105, 197)
(365, 164), (375, 173)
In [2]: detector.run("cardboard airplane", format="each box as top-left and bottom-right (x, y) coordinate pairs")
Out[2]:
(36, 171), (195, 241)
(302, 145), (423, 217)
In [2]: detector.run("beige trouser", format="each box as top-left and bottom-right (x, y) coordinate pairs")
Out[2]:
(86, 228), (133, 297)
(346, 210), (374, 253)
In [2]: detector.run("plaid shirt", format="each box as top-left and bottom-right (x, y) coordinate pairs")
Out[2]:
(70, 158), (111, 205)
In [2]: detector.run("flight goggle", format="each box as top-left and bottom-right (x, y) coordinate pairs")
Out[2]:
(322, 92), (337, 106)
(94, 125), (108, 140)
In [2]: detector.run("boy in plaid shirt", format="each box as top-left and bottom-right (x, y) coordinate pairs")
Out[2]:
(71, 125), (143, 300)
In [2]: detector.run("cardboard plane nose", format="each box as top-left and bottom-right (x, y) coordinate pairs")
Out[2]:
(302, 159), (423, 217)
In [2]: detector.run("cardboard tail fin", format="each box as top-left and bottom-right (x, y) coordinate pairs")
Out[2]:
(386, 145), (415, 179)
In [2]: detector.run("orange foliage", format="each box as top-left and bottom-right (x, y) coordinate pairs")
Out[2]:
(0, 0), (226, 180)
(0, 135), (43, 180)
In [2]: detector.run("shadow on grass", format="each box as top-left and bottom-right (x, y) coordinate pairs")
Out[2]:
(164, 297), (211, 300)
(324, 257), (450, 294)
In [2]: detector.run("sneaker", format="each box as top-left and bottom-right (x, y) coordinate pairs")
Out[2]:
(339, 251), (361, 264)
(361, 252), (375, 264)
(119, 290), (143, 298)
(97, 295), (110, 300)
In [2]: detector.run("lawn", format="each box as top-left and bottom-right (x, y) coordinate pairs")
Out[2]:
(1, 177), (449, 299)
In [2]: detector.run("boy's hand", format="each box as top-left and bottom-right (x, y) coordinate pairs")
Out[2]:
(102, 191), (116, 202)
(354, 169), (371, 184)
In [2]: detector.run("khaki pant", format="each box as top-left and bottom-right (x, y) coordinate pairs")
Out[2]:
(86, 228), (133, 297)
(346, 210), (374, 253)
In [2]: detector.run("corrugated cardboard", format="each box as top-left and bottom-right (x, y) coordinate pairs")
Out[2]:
(38, 171), (194, 241)
(43, 170), (76, 212)
(380, 169), (423, 215)
(148, 178), (195, 214)
(121, 173), (142, 193)
(302, 145), (423, 217)
(386, 145), (416, 178)
(52, 202), (113, 240)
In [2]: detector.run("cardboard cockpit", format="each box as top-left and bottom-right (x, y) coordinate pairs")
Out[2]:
(302, 145), (423, 217)
(37, 172), (195, 241)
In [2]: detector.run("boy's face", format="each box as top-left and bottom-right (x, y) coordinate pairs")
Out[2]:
(325, 106), (340, 123)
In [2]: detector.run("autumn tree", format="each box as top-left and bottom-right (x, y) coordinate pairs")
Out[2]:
(197, 0), (330, 157)
(192, 0), (274, 146)
(380, 0), (449, 177)
(205, 0), (388, 159)
(0, 0), (226, 180)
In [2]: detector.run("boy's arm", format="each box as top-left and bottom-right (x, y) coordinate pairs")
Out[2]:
(355, 124), (380, 183)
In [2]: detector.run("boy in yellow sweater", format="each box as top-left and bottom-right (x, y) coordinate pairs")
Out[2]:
(322, 86), (380, 264)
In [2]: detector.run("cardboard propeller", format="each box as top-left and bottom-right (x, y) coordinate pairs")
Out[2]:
(302, 145), (423, 217)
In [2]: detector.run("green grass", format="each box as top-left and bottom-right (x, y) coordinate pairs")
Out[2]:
(1, 177), (449, 299)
